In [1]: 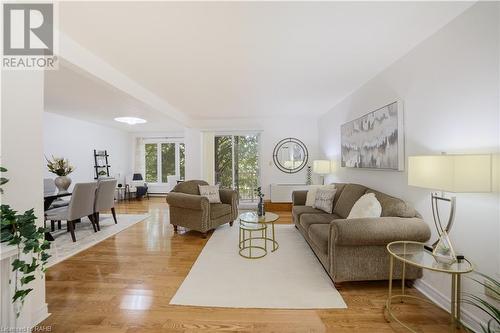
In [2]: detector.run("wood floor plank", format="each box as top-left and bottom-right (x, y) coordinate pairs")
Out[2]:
(38, 197), (465, 332)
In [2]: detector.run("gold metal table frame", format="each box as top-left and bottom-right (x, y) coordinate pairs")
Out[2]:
(384, 241), (473, 333)
(238, 212), (280, 259)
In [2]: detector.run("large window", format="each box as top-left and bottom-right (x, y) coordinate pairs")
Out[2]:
(145, 141), (185, 183)
(214, 134), (260, 202)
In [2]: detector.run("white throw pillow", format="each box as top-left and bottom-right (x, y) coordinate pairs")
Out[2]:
(305, 185), (335, 206)
(198, 185), (221, 203)
(347, 193), (382, 219)
(313, 188), (337, 213)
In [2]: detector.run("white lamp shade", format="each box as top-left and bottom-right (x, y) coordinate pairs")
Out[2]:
(313, 160), (331, 175)
(408, 154), (492, 193)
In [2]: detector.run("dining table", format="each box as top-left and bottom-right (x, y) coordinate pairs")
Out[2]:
(44, 191), (72, 241)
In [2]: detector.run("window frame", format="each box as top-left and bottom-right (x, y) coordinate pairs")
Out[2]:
(144, 138), (185, 184)
(213, 132), (261, 201)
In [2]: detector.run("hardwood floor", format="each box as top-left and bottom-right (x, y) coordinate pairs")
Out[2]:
(39, 197), (463, 333)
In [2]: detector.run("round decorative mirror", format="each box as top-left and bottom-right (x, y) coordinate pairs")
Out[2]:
(272, 138), (309, 174)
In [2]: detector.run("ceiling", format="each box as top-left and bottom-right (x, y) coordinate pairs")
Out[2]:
(50, 1), (473, 128)
(44, 61), (185, 132)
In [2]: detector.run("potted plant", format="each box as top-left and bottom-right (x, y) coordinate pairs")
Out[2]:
(463, 272), (500, 333)
(46, 156), (74, 193)
(254, 186), (265, 217)
(0, 167), (51, 317)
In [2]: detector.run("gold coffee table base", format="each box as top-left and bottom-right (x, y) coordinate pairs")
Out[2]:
(239, 222), (268, 259)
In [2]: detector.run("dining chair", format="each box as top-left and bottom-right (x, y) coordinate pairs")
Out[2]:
(94, 179), (118, 230)
(45, 182), (98, 242)
(44, 178), (69, 209)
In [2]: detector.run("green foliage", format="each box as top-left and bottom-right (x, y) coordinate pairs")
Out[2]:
(145, 143), (158, 182)
(464, 272), (500, 333)
(0, 167), (51, 317)
(161, 143), (176, 183)
(179, 143), (185, 180)
(46, 155), (74, 176)
(215, 135), (259, 201)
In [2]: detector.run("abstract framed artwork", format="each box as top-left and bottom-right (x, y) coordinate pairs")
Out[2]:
(341, 101), (404, 170)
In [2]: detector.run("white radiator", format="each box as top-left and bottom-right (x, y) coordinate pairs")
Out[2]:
(269, 184), (309, 203)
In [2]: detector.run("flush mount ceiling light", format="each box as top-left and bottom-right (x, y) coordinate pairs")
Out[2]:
(114, 117), (147, 125)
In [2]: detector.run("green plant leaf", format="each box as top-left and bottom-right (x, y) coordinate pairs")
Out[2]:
(11, 259), (26, 271)
(0, 167), (7, 172)
(13, 288), (33, 302)
(20, 275), (35, 285)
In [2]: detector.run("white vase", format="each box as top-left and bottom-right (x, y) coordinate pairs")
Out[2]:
(54, 176), (71, 193)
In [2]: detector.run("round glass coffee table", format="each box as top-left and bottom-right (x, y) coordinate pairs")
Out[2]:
(239, 211), (279, 252)
(385, 241), (473, 332)
(238, 219), (267, 259)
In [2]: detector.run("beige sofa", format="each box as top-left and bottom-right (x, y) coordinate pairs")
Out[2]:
(166, 180), (238, 238)
(292, 183), (431, 284)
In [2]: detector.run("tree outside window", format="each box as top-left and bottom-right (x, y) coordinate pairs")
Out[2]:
(145, 143), (158, 182)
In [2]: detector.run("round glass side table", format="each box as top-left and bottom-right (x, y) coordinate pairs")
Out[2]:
(238, 219), (267, 259)
(385, 241), (473, 333)
(239, 211), (280, 252)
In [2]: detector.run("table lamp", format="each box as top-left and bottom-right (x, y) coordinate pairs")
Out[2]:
(313, 160), (333, 185)
(408, 154), (493, 264)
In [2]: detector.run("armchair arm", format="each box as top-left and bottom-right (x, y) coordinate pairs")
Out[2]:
(219, 189), (238, 220)
(330, 217), (431, 246)
(292, 190), (308, 206)
(166, 192), (209, 210)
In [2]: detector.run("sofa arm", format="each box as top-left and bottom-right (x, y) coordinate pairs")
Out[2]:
(292, 190), (308, 206)
(219, 189), (239, 219)
(166, 192), (209, 210)
(330, 217), (431, 246)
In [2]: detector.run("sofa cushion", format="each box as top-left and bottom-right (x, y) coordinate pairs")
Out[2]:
(292, 205), (326, 222)
(308, 224), (330, 256)
(347, 193), (382, 219)
(332, 183), (347, 207)
(210, 203), (232, 219)
(300, 213), (339, 231)
(333, 184), (367, 218)
(366, 189), (417, 218)
(313, 188), (337, 213)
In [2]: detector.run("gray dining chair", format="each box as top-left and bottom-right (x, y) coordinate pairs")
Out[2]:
(45, 182), (98, 242)
(44, 178), (69, 209)
(94, 179), (118, 230)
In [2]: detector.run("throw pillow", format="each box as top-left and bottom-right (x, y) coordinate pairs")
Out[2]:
(313, 188), (337, 213)
(198, 185), (221, 203)
(347, 193), (382, 219)
(305, 184), (335, 206)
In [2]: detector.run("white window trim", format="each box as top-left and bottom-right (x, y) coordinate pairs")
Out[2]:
(144, 139), (185, 184)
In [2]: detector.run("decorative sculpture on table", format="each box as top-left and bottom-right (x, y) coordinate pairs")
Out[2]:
(45, 155), (75, 193)
(255, 187), (265, 217)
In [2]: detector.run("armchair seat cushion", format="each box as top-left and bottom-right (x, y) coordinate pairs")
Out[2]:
(308, 224), (330, 255)
(300, 213), (338, 231)
(210, 203), (232, 219)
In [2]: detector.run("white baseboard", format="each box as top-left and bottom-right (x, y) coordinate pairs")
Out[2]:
(31, 303), (49, 328)
(414, 279), (482, 332)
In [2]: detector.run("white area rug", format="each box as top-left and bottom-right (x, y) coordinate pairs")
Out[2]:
(170, 224), (347, 309)
(47, 214), (149, 267)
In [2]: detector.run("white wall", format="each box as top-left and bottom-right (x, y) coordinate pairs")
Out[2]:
(1, 71), (48, 327)
(43, 112), (132, 186)
(192, 116), (320, 198)
(318, 2), (499, 328)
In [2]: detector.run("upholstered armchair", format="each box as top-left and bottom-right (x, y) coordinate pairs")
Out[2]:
(166, 180), (238, 238)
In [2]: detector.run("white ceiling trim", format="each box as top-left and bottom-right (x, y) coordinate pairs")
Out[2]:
(57, 30), (190, 127)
